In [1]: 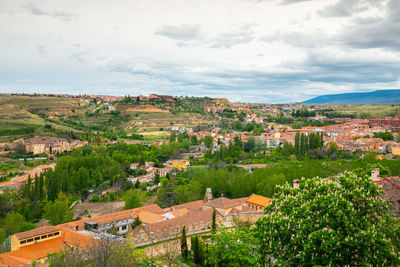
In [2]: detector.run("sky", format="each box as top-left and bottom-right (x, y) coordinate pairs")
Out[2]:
(0, 0), (400, 103)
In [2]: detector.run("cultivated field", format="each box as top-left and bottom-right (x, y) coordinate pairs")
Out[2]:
(336, 104), (400, 118)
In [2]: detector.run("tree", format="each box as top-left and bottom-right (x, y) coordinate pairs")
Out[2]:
(39, 173), (44, 200)
(4, 212), (25, 235)
(204, 136), (214, 149)
(131, 216), (141, 230)
(91, 194), (100, 202)
(123, 189), (142, 210)
(374, 131), (394, 141)
(211, 208), (217, 234)
(48, 235), (147, 267)
(294, 132), (300, 155)
(245, 137), (256, 152)
(158, 182), (177, 208)
(256, 172), (400, 266)
(43, 199), (74, 225)
(207, 224), (258, 267)
(24, 175), (32, 200)
(191, 236), (201, 265)
(282, 141), (294, 156)
(169, 131), (177, 142)
(108, 191), (116, 201)
(181, 226), (188, 260)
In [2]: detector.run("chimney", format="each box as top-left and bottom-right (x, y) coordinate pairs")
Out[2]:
(293, 179), (300, 189)
(371, 168), (380, 181)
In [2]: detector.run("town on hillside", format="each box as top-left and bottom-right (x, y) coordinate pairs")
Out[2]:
(0, 94), (399, 266)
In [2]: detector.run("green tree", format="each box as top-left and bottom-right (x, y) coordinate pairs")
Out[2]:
(131, 216), (141, 230)
(108, 191), (116, 201)
(191, 236), (201, 265)
(256, 172), (400, 266)
(123, 189), (142, 210)
(207, 224), (258, 267)
(43, 199), (74, 225)
(245, 136), (256, 152)
(374, 131), (394, 141)
(204, 136), (214, 149)
(169, 131), (177, 142)
(181, 226), (188, 259)
(39, 173), (44, 200)
(282, 141), (294, 156)
(24, 175), (32, 200)
(211, 208), (217, 234)
(91, 194), (100, 202)
(4, 212), (25, 235)
(294, 133), (300, 155)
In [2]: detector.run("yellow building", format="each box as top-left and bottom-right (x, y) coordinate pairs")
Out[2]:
(171, 160), (190, 171)
(246, 194), (273, 211)
(392, 145), (400, 156)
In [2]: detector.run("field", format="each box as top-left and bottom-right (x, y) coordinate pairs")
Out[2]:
(0, 96), (88, 141)
(336, 104), (400, 118)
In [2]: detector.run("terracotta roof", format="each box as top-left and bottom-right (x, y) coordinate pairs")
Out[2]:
(58, 204), (163, 230)
(170, 208), (189, 218)
(0, 254), (29, 267)
(62, 229), (96, 248)
(167, 200), (204, 213)
(138, 210), (164, 224)
(144, 208), (215, 233)
(246, 194), (273, 207)
(204, 197), (247, 209)
(14, 226), (60, 240)
(5, 237), (69, 265)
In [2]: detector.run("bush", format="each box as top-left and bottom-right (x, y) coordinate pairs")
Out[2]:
(91, 194), (100, 202)
(108, 191), (116, 201)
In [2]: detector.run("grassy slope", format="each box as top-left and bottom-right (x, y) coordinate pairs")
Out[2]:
(335, 104), (400, 118)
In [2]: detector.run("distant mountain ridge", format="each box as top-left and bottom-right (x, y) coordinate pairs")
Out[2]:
(303, 89), (400, 104)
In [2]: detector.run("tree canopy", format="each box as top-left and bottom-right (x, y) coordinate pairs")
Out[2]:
(256, 172), (400, 266)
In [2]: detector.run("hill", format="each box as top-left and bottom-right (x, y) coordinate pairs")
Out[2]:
(303, 89), (400, 104)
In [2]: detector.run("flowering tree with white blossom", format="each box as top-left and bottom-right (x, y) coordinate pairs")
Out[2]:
(256, 172), (400, 266)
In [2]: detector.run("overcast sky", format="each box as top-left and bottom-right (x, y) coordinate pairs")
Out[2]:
(0, 0), (399, 103)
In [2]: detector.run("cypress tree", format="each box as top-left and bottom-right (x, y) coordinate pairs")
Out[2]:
(320, 133), (324, 148)
(181, 226), (188, 259)
(211, 208), (216, 233)
(39, 174), (44, 200)
(294, 133), (300, 155)
(33, 174), (39, 202)
(24, 175), (32, 200)
(305, 134), (309, 153)
(192, 236), (200, 264)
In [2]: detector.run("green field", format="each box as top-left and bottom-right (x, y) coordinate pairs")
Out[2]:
(336, 104), (400, 118)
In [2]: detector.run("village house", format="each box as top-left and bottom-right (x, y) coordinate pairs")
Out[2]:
(0, 226), (95, 267)
(0, 164), (56, 192)
(246, 193), (273, 211)
(0, 191), (271, 266)
(168, 160), (190, 171)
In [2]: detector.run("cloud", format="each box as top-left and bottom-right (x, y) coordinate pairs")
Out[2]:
(154, 24), (202, 41)
(24, 2), (79, 21)
(335, 0), (400, 51)
(279, 0), (313, 4)
(210, 23), (255, 48)
(319, 0), (385, 17)
(36, 45), (46, 57)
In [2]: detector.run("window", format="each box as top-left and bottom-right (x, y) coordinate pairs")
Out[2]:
(121, 225), (127, 231)
(41, 235), (47, 239)
(27, 238), (33, 242)
(48, 233), (54, 237)
(20, 240), (27, 244)
(35, 237), (40, 241)
(54, 232), (60, 236)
